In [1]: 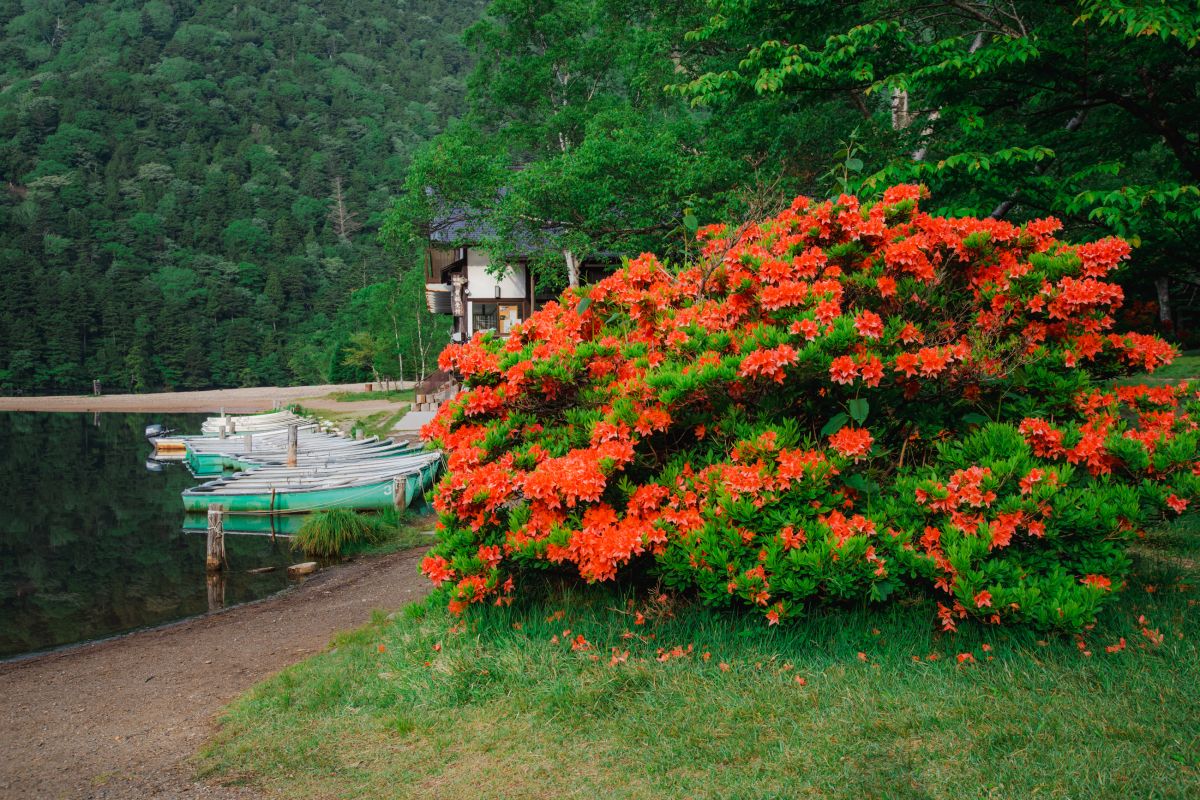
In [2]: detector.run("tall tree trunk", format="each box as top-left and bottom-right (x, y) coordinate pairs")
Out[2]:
(1155, 277), (1173, 331)
(414, 285), (427, 383)
(563, 249), (580, 288)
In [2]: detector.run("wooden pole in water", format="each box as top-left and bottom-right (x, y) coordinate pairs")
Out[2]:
(218, 423), (226, 439)
(206, 504), (226, 572)
(287, 423), (298, 467)
(244, 433), (253, 453)
(207, 570), (226, 611)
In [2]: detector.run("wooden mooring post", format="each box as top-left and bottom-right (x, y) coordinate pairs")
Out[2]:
(244, 432), (253, 453)
(206, 504), (226, 573)
(286, 423), (298, 467)
(207, 571), (226, 611)
(218, 423), (227, 439)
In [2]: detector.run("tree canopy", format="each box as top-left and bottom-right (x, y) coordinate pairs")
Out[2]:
(394, 0), (1197, 330)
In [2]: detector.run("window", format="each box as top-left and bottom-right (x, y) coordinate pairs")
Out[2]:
(471, 302), (523, 336)
(472, 302), (498, 333)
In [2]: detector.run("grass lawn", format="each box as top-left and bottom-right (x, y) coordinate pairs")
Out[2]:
(330, 389), (416, 403)
(353, 409), (411, 439)
(198, 514), (1200, 799)
(1112, 352), (1200, 385)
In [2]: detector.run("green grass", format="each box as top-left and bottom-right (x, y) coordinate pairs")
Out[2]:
(346, 509), (437, 557)
(1144, 353), (1200, 380)
(353, 409), (411, 439)
(1113, 352), (1200, 385)
(293, 509), (391, 558)
(294, 509), (435, 559)
(330, 389), (416, 403)
(198, 515), (1200, 799)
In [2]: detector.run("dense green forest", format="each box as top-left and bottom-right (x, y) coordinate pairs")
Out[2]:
(0, 0), (478, 393)
(1, 0), (1196, 393)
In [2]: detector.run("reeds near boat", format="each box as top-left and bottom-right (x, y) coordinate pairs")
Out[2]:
(293, 509), (389, 557)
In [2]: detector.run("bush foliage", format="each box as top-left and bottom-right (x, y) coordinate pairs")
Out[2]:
(421, 186), (1198, 630)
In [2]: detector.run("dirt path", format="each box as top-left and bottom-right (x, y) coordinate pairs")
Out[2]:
(0, 548), (432, 799)
(0, 383), (410, 414)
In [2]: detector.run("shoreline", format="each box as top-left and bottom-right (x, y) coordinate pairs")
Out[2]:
(0, 382), (402, 414)
(0, 546), (432, 798)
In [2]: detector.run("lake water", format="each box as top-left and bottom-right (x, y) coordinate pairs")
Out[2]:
(0, 412), (300, 659)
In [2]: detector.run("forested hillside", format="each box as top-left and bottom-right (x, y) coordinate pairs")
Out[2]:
(0, 0), (480, 393)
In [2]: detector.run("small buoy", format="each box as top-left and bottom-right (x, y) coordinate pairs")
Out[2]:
(288, 562), (318, 576)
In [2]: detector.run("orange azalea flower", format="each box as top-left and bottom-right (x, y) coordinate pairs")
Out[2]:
(740, 344), (800, 384)
(829, 355), (858, 384)
(854, 310), (884, 339)
(828, 427), (873, 461)
(1081, 574), (1112, 591)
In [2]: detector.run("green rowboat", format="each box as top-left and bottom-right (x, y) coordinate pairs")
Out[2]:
(181, 458), (440, 515)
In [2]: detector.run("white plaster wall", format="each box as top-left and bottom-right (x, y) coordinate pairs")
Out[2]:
(464, 248), (525, 299)
(464, 248), (526, 337)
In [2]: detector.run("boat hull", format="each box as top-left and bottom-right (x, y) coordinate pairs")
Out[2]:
(181, 460), (440, 515)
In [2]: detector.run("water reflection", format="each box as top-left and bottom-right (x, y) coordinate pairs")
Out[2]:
(0, 412), (299, 659)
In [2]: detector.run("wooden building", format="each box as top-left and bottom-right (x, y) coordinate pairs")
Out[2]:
(423, 216), (614, 341)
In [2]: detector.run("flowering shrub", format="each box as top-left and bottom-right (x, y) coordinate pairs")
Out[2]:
(420, 186), (1199, 630)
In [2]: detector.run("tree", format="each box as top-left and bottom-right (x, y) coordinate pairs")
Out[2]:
(677, 0), (1200, 334)
(327, 176), (362, 244)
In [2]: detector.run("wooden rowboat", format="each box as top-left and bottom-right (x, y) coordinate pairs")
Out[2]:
(181, 456), (441, 514)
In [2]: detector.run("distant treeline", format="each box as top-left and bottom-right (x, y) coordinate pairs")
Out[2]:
(0, 0), (476, 393)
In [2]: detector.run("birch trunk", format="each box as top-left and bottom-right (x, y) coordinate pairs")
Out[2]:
(563, 248), (580, 288)
(1155, 277), (1173, 329)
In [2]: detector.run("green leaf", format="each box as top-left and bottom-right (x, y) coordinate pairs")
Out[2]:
(683, 213), (699, 231)
(845, 157), (864, 173)
(576, 296), (592, 315)
(848, 398), (869, 424)
(820, 412), (849, 436)
(844, 473), (870, 492)
(869, 579), (897, 602)
(962, 412), (990, 426)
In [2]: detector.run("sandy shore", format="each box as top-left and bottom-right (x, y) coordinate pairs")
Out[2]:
(0, 546), (432, 798)
(0, 383), (402, 414)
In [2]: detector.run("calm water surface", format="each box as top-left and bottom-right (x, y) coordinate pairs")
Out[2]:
(0, 412), (299, 659)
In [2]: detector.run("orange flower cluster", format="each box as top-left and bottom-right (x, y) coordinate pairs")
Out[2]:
(420, 186), (1199, 630)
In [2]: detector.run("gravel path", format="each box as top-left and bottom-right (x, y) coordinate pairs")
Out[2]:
(0, 548), (431, 799)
